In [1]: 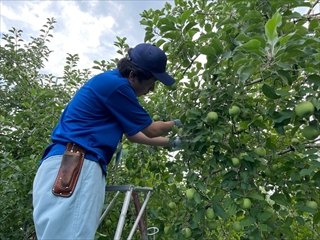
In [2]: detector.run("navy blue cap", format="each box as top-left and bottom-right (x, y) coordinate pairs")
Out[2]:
(128, 43), (175, 86)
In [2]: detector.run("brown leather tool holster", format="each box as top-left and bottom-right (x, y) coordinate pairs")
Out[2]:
(52, 143), (86, 197)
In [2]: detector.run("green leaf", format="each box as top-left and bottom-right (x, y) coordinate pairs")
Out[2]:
(249, 193), (264, 201)
(242, 10), (262, 21)
(262, 84), (281, 99)
(296, 216), (305, 225)
(162, 31), (178, 39)
(160, 24), (177, 32)
(299, 168), (313, 177)
(265, 11), (282, 43)
(212, 202), (227, 220)
(183, 22), (197, 35)
(279, 32), (296, 46)
(235, 39), (261, 50)
(30, 88), (37, 95)
(195, 182), (206, 192)
(259, 211), (273, 221)
(312, 170), (320, 180)
(290, 171), (300, 182)
(283, 227), (294, 239)
(238, 65), (254, 82)
(234, 39), (264, 56)
(235, 33), (250, 42)
(194, 192), (202, 204)
(198, 32), (217, 42)
(260, 224), (272, 232)
(240, 216), (255, 226)
(277, 70), (293, 85)
(211, 39), (223, 55)
(313, 212), (320, 224)
(273, 110), (293, 123)
(309, 19), (319, 30)
(307, 74), (320, 86)
(228, 203), (237, 216)
(180, 9), (192, 23)
(199, 46), (216, 56)
(298, 205), (317, 214)
(270, 194), (289, 206)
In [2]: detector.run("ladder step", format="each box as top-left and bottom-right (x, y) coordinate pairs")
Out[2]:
(105, 185), (153, 193)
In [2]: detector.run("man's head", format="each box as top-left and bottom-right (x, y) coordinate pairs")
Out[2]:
(127, 43), (175, 86)
(117, 43), (175, 87)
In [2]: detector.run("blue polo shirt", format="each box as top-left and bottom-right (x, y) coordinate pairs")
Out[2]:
(40, 69), (152, 174)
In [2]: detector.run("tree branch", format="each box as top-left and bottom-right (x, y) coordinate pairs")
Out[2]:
(266, 138), (320, 157)
(307, 0), (320, 16)
(182, 54), (201, 75)
(308, 12), (320, 18)
(245, 77), (263, 86)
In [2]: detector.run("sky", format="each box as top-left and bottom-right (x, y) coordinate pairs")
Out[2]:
(1, 1), (318, 78)
(0, 0), (173, 76)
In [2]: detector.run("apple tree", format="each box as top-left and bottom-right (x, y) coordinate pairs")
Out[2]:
(0, 18), (91, 239)
(97, 0), (320, 239)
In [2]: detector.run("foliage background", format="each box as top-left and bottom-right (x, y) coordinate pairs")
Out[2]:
(1, 0), (320, 239)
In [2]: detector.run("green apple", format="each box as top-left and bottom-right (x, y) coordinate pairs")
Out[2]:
(182, 227), (192, 238)
(168, 202), (176, 209)
(301, 126), (319, 140)
(153, 114), (160, 121)
(265, 206), (274, 213)
(206, 208), (215, 219)
(271, 164), (278, 172)
(229, 106), (241, 116)
(239, 152), (248, 160)
(241, 198), (252, 209)
(186, 188), (195, 200)
(233, 221), (242, 232)
(168, 83), (177, 91)
(255, 115), (263, 121)
(264, 169), (272, 177)
(206, 111), (218, 124)
(232, 157), (241, 167)
(306, 200), (318, 210)
(178, 128), (184, 136)
(291, 138), (299, 144)
(105, 219), (112, 227)
(295, 101), (315, 118)
(254, 147), (266, 157)
(208, 221), (217, 230)
(164, 226), (170, 234)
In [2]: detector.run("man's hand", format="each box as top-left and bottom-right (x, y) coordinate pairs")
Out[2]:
(172, 137), (188, 150)
(173, 119), (182, 128)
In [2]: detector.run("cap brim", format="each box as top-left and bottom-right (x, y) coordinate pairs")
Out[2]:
(152, 72), (176, 86)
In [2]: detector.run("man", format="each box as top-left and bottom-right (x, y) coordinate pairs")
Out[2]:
(33, 43), (182, 239)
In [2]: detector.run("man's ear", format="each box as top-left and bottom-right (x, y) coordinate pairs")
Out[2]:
(128, 71), (135, 83)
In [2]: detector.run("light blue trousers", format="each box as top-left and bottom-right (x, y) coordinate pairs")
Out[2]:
(33, 155), (105, 240)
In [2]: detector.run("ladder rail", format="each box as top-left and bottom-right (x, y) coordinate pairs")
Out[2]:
(98, 191), (121, 226)
(99, 185), (154, 240)
(127, 191), (152, 240)
(114, 187), (133, 240)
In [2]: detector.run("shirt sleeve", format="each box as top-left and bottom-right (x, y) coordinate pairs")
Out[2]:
(105, 84), (152, 136)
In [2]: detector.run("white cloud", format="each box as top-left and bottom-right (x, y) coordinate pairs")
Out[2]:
(1, 1), (119, 76)
(1, 1), (51, 32)
(1, 0), (169, 77)
(42, 1), (117, 76)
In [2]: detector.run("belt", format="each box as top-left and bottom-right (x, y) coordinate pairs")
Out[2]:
(66, 142), (86, 156)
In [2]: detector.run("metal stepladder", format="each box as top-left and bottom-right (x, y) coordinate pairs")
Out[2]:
(98, 185), (157, 240)
(98, 143), (159, 240)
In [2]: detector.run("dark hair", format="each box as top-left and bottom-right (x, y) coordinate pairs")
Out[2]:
(117, 48), (156, 82)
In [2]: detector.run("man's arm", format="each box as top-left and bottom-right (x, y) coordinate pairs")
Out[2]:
(141, 119), (182, 138)
(125, 131), (173, 147)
